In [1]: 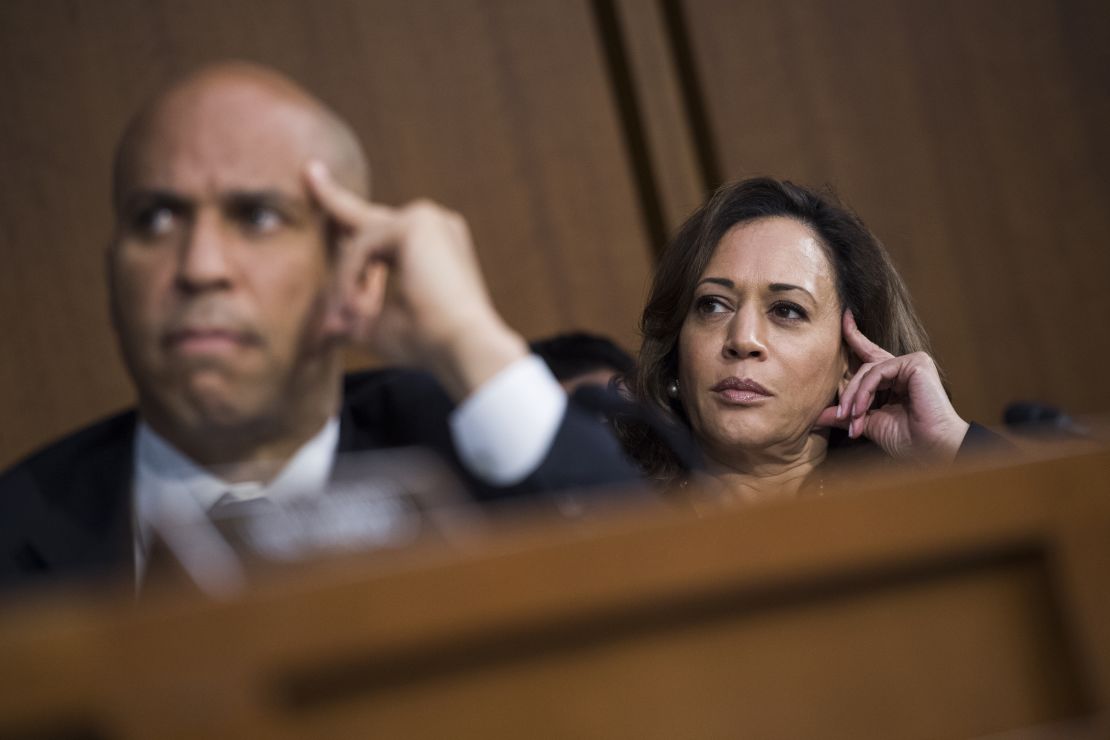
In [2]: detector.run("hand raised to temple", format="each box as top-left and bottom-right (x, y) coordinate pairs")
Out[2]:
(304, 160), (527, 400)
(815, 310), (969, 462)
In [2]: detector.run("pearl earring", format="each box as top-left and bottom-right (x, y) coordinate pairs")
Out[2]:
(666, 379), (680, 398)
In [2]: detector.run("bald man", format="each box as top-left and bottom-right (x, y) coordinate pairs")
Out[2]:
(0, 63), (636, 591)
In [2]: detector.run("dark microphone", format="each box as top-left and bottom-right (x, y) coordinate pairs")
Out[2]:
(1003, 401), (1088, 438)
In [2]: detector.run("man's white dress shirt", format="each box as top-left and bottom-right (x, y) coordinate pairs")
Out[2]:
(133, 355), (566, 577)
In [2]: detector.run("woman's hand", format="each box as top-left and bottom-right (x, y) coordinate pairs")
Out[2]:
(815, 311), (969, 462)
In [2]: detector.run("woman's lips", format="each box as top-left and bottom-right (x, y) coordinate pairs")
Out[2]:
(710, 377), (772, 404)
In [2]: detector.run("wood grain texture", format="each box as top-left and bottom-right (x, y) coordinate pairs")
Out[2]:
(0, 0), (653, 468)
(613, 0), (707, 237)
(1, 449), (1108, 738)
(677, 0), (1110, 424)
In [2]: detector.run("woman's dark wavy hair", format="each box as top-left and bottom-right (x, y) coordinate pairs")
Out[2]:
(625, 177), (935, 483)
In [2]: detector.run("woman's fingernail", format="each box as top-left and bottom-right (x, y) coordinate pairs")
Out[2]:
(836, 404), (844, 419)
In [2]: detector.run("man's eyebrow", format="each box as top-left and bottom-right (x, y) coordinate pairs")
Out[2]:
(119, 189), (190, 213)
(769, 282), (816, 301)
(224, 189), (299, 203)
(224, 189), (309, 213)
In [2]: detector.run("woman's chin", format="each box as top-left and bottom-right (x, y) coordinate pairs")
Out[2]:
(702, 429), (777, 460)
(700, 422), (827, 463)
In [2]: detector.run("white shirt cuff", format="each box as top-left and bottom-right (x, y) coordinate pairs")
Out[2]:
(449, 354), (567, 486)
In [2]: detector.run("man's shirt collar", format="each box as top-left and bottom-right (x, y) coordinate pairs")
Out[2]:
(132, 418), (339, 551)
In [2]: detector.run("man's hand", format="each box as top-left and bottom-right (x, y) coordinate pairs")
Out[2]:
(304, 160), (527, 401)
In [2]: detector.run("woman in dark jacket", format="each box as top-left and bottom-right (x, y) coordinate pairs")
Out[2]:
(622, 177), (984, 503)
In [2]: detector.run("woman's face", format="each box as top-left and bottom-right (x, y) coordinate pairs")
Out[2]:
(677, 216), (847, 463)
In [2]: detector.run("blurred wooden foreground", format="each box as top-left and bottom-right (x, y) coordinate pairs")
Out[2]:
(1, 447), (1109, 739)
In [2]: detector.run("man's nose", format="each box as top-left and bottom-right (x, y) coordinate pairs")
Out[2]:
(723, 307), (767, 360)
(175, 211), (234, 293)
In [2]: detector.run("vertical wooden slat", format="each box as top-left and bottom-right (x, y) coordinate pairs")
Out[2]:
(610, 0), (707, 236)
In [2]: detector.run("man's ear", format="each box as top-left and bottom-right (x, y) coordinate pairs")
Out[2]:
(348, 260), (388, 335)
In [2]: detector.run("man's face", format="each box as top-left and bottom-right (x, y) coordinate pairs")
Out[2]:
(109, 81), (339, 440)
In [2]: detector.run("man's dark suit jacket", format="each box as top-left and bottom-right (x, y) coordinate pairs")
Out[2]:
(0, 369), (639, 592)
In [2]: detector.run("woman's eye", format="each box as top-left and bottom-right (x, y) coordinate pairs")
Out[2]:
(771, 302), (807, 321)
(695, 296), (730, 315)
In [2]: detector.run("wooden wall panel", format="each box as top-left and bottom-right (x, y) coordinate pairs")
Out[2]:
(675, 0), (1110, 424)
(612, 0), (707, 239)
(2, 450), (1109, 737)
(0, 0), (653, 468)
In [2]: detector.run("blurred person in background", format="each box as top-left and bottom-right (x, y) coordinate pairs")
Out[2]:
(0, 61), (637, 592)
(530, 331), (635, 395)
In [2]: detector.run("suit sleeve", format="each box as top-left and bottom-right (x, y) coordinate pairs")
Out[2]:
(449, 355), (640, 494)
(956, 422), (1015, 460)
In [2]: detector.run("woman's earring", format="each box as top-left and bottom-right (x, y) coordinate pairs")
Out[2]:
(666, 379), (680, 398)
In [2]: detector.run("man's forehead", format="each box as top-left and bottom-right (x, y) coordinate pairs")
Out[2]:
(117, 74), (331, 199)
(125, 126), (313, 198)
(113, 64), (369, 209)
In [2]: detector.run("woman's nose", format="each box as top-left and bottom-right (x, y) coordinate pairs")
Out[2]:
(723, 309), (767, 360)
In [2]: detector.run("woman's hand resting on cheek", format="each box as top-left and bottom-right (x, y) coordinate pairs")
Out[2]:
(815, 311), (969, 463)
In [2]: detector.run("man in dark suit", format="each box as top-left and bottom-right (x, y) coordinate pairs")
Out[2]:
(0, 62), (636, 591)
